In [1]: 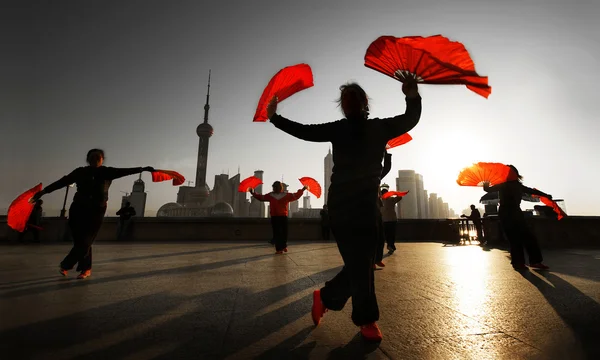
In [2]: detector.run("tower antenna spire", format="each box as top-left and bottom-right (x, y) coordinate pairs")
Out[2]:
(203, 69), (211, 124)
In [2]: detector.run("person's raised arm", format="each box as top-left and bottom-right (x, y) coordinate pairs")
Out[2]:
(105, 166), (154, 181)
(289, 187), (306, 201)
(267, 96), (339, 142)
(249, 188), (267, 201)
(381, 82), (422, 139)
(393, 197), (403, 205)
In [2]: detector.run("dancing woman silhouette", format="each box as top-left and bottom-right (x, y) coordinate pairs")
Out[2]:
(31, 149), (154, 279)
(266, 81), (421, 341)
(483, 165), (552, 270)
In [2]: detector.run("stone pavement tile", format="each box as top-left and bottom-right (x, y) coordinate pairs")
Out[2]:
(380, 333), (542, 360)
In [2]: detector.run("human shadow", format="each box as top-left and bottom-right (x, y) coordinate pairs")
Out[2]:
(327, 333), (381, 359)
(519, 271), (600, 358)
(0, 253), (275, 299)
(60, 266), (342, 359)
(91, 243), (264, 265)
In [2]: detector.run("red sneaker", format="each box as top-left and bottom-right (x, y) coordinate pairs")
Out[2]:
(529, 263), (550, 270)
(311, 290), (327, 326)
(59, 267), (68, 277)
(77, 270), (91, 279)
(360, 322), (383, 342)
(376, 262), (385, 268)
(283, 248), (288, 252)
(275, 250), (284, 254)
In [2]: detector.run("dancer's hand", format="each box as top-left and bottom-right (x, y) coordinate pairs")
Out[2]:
(249, 188), (254, 194)
(402, 80), (419, 99)
(29, 191), (43, 204)
(267, 96), (278, 119)
(143, 166), (155, 172)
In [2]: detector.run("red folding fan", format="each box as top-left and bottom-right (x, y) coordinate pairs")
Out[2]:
(253, 64), (314, 122)
(152, 170), (185, 186)
(364, 35), (491, 98)
(299, 177), (321, 198)
(382, 190), (409, 199)
(386, 133), (413, 150)
(239, 176), (263, 192)
(532, 191), (567, 220)
(7, 183), (43, 232)
(456, 162), (518, 187)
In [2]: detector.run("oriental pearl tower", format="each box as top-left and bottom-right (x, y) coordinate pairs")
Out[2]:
(194, 70), (214, 199)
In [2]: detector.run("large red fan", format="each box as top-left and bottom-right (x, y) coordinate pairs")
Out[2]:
(456, 162), (518, 187)
(239, 176), (263, 192)
(7, 183), (43, 233)
(382, 190), (409, 199)
(152, 170), (185, 186)
(532, 191), (567, 220)
(364, 35), (491, 98)
(299, 177), (321, 198)
(386, 133), (413, 150)
(253, 64), (314, 122)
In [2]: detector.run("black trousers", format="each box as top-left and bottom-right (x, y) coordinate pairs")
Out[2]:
(499, 208), (543, 265)
(61, 203), (106, 272)
(271, 216), (288, 251)
(473, 221), (484, 241)
(321, 225), (330, 240)
(320, 180), (380, 326)
(383, 221), (396, 249)
(375, 213), (385, 263)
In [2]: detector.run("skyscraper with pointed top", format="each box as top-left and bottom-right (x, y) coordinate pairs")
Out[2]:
(172, 71), (214, 209)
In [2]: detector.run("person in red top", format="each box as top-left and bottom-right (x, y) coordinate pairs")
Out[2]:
(250, 181), (306, 254)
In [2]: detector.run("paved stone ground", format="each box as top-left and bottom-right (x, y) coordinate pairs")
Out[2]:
(0, 241), (598, 360)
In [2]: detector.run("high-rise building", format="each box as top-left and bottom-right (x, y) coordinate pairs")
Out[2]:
(429, 193), (439, 219)
(324, 149), (333, 204)
(422, 189), (429, 219)
(396, 170), (418, 219)
(414, 173), (426, 219)
(121, 174), (147, 217)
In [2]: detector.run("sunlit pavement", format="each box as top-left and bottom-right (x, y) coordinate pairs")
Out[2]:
(0, 242), (598, 360)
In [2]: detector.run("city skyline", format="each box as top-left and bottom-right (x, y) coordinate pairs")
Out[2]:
(2, 1), (598, 216)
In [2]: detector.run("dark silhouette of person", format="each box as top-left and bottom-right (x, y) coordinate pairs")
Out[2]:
(18, 200), (43, 243)
(483, 165), (552, 271)
(31, 149), (154, 279)
(380, 189), (402, 256)
(265, 79), (421, 341)
(250, 181), (305, 254)
(320, 205), (330, 240)
(116, 201), (136, 240)
(375, 151), (393, 266)
(461, 204), (484, 244)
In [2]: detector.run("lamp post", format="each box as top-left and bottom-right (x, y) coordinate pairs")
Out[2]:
(59, 184), (75, 218)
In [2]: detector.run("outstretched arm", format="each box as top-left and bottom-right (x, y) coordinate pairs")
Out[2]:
(270, 114), (339, 143)
(105, 166), (153, 181)
(483, 182), (504, 193)
(268, 95), (339, 142)
(381, 151), (392, 178)
(288, 188), (306, 201)
(38, 168), (81, 197)
(250, 190), (268, 202)
(522, 185), (552, 199)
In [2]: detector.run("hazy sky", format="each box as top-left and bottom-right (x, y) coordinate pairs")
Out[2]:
(2, 0), (599, 216)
